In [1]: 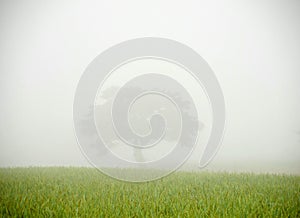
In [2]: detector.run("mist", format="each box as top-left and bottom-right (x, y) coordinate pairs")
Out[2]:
(0, 0), (299, 174)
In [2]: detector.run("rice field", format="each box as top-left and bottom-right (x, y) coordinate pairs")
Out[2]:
(0, 167), (299, 217)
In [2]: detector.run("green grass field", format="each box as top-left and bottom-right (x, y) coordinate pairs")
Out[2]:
(0, 168), (299, 217)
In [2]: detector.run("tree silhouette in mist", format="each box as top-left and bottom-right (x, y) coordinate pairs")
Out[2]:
(78, 86), (203, 163)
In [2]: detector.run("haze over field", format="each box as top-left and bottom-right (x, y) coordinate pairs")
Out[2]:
(0, 0), (300, 174)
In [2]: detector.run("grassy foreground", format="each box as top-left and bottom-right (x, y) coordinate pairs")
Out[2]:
(0, 168), (299, 217)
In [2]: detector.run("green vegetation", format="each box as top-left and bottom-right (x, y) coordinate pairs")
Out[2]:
(0, 168), (299, 217)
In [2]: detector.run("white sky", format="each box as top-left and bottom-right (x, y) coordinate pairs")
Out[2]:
(0, 0), (299, 173)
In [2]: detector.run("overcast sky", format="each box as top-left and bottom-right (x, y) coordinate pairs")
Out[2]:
(0, 0), (299, 174)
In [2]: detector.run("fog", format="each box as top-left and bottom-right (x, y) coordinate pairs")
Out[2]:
(0, 0), (299, 174)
